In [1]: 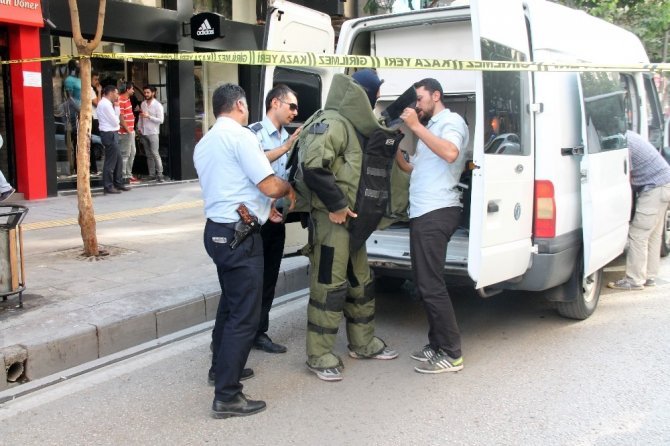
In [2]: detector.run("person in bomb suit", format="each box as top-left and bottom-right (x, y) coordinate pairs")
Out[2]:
(293, 70), (403, 382)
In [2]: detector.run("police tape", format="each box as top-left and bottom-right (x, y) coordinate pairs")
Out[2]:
(3, 50), (670, 73)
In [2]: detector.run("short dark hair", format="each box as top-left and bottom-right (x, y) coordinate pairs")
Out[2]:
(91, 71), (100, 78)
(414, 78), (444, 97)
(212, 83), (247, 117)
(143, 85), (157, 93)
(265, 84), (297, 111)
(103, 84), (118, 96)
(118, 82), (134, 93)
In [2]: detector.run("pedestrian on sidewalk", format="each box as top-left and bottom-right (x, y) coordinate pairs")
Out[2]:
(0, 134), (14, 201)
(98, 85), (130, 195)
(138, 85), (164, 182)
(194, 83), (295, 419)
(396, 77), (469, 374)
(608, 130), (670, 290)
(248, 84), (302, 354)
(118, 82), (139, 184)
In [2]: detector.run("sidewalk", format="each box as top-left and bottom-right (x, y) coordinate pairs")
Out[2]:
(0, 181), (309, 392)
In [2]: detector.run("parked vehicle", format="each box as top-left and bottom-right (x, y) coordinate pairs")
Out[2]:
(261, 0), (665, 319)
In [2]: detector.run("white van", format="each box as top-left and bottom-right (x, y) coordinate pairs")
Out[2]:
(261, 0), (665, 319)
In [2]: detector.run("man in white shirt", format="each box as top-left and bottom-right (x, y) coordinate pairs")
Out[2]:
(98, 85), (130, 194)
(397, 78), (469, 375)
(138, 85), (165, 182)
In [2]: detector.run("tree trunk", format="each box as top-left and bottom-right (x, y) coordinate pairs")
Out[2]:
(68, 0), (107, 257)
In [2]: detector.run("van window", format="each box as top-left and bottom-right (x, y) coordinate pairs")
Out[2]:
(272, 67), (322, 127)
(580, 72), (626, 153)
(620, 74), (639, 133)
(644, 75), (664, 150)
(481, 39), (530, 156)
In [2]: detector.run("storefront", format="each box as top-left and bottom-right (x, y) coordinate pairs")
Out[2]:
(0, 0), (343, 197)
(0, 0), (46, 199)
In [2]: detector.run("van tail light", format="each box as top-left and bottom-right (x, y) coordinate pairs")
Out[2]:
(534, 180), (556, 238)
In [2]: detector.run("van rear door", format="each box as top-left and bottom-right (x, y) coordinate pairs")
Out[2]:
(262, 0), (335, 120)
(578, 72), (631, 275)
(468, 0), (535, 288)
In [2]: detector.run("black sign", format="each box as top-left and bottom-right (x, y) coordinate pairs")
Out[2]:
(190, 12), (224, 42)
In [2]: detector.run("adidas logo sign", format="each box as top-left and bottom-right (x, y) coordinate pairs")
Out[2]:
(196, 19), (215, 36)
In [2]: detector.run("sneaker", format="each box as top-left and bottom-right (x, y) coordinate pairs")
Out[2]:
(414, 350), (464, 374)
(0, 188), (15, 202)
(348, 346), (398, 360)
(156, 175), (165, 183)
(410, 344), (437, 362)
(644, 278), (656, 287)
(607, 278), (644, 291)
(306, 363), (343, 382)
(129, 176), (140, 184)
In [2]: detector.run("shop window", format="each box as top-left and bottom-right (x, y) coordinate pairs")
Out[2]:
(481, 39), (530, 156)
(194, 0), (232, 19)
(114, 0), (167, 7)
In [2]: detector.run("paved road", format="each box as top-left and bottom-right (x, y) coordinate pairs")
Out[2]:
(1, 276), (669, 445)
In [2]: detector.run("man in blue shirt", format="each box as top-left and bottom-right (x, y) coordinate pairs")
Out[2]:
(248, 85), (302, 354)
(397, 78), (469, 375)
(194, 83), (295, 419)
(608, 130), (670, 290)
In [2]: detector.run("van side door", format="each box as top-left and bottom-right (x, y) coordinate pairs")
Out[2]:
(468, 0), (535, 288)
(578, 72), (631, 275)
(262, 0), (335, 121)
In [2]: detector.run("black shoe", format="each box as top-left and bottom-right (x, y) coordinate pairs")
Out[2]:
(115, 185), (131, 191)
(208, 368), (254, 385)
(0, 188), (14, 202)
(253, 334), (287, 354)
(212, 394), (266, 419)
(103, 187), (121, 194)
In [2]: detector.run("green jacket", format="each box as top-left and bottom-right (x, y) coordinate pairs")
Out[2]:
(296, 74), (389, 214)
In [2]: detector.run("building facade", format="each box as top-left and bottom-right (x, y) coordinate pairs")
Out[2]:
(0, 0), (345, 198)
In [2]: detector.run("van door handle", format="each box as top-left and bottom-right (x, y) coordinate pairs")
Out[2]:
(487, 201), (499, 213)
(561, 145), (585, 156)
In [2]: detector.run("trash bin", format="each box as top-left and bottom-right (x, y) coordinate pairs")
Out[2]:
(0, 204), (28, 308)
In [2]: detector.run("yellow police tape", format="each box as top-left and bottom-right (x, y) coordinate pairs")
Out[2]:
(3, 50), (670, 73)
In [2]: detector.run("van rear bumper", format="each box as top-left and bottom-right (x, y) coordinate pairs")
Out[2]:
(503, 231), (581, 291)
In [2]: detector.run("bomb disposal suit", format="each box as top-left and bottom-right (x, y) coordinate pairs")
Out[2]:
(292, 74), (404, 371)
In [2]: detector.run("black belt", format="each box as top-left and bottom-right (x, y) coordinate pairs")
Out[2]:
(207, 219), (237, 229)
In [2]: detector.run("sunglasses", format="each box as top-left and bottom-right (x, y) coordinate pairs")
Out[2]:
(279, 99), (299, 112)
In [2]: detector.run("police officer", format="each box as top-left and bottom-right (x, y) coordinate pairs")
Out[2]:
(248, 85), (302, 354)
(296, 69), (399, 382)
(194, 83), (295, 418)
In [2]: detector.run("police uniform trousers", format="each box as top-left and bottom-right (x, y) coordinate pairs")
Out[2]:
(259, 217), (286, 336)
(409, 207), (462, 359)
(204, 219), (263, 402)
(306, 210), (385, 369)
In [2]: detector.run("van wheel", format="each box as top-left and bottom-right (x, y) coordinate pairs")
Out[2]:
(661, 206), (670, 258)
(556, 257), (602, 320)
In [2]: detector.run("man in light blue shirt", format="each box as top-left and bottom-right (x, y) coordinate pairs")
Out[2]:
(193, 83), (295, 419)
(397, 78), (469, 375)
(248, 85), (302, 354)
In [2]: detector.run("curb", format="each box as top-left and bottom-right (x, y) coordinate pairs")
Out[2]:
(1, 261), (309, 392)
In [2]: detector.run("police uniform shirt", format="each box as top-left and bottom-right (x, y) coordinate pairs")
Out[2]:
(193, 116), (275, 224)
(251, 116), (290, 180)
(409, 108), (469, 218)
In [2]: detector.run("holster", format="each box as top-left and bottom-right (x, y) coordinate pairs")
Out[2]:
(230, 219), (260, 250)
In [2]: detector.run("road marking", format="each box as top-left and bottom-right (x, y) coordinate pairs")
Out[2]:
(21, 200), (204, 231)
